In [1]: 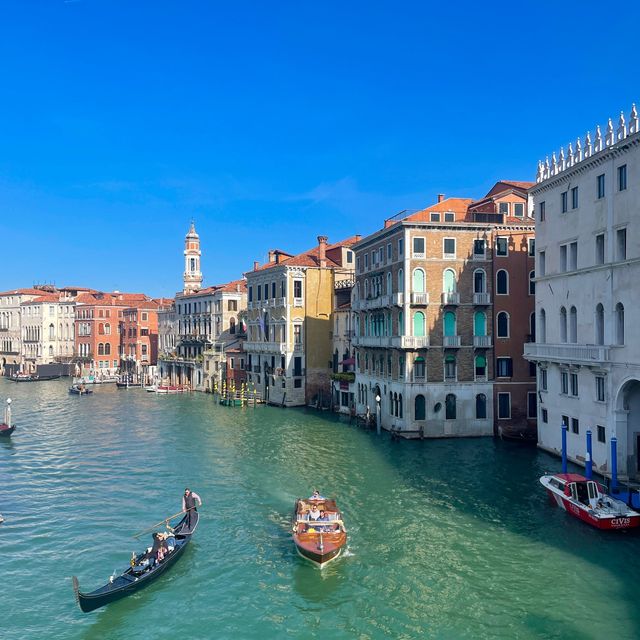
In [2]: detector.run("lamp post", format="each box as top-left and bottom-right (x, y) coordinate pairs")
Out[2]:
(375, 393), (381, 435)
(4, 398), (11, 428)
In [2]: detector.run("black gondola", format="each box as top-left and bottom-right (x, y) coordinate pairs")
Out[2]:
(0, 423), (15, 436)
(10, 374), (61, 382)
(69, 386), (93, 395)
(72, 511), (199, 613)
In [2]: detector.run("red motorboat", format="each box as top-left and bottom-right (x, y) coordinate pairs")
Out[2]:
(540, 472), (640, 530)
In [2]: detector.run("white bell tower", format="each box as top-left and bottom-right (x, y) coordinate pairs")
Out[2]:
(183, 221), (203, 294)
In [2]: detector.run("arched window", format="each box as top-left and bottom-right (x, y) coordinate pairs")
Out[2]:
(398, 394), (403, 418)
(98, 323), (105, 335)
(444, 311), (456, 337)
(355, 282), (360, 301)
(497, 312), (509, 338)
(474, 312), (486, 336)
(398, 311), (404, 336)
(475, 355), (486, 378)
(413, 311), (426, 337)
(496, 270), (508, 294)
(412, 269), (425, 293)
(616, 303), (625, 345)
(444, 354), (456, 380)
(595, 304), (604, 345)
(445, 394), (456, 419)
(540, 309), (546, 343)
(364, 279), (369, 298)
(104, 323), (111, 335)
(473, 269), (486, 294)
(49, 323), (55, 340)
(415, 394), (426, 420)
(230, 318), (236, 334)
(529, 270), (535, 295)
(49, 345), (53, 357)
(414, 356), (425, 379)
(398, 268), (404, 292)
(387, 272), (392, 295)
(443, 269), (456, 293)
(476, 393), (487, 419)
(98, 343), (105, 355)
(560, 307), (567, 343)
(105, 343), (111, 355)
(365, 353), (369, 371)
(530, 312), (536, 342)
(569, 306), (577, 343)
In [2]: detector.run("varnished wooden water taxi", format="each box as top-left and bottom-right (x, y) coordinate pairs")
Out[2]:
(292, 493), (347, 568)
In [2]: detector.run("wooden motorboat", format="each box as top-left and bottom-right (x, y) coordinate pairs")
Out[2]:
(69, 385), (93, 395)
(10, 373), (60, 382)
(292, 495), (347, 568)
(156, 385), (187, 394)
(540, 472), (640, 530)
(73, 511), (199, 613)
(116, 381), (142, 389)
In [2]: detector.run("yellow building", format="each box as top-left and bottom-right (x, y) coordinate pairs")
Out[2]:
(244, 236), (357, 407)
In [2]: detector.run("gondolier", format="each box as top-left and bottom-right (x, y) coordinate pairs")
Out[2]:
(182, 488), (202, 530)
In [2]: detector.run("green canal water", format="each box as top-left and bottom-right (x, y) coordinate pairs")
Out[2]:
(1, 379), (640, 640)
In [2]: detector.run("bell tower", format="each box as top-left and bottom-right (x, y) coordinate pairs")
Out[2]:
(183, 221), (203, 294)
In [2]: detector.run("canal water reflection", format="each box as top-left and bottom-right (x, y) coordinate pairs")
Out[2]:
(2, 379), (640, 639)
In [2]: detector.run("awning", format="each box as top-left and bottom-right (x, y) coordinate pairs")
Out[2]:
(339, 357), (355, 365)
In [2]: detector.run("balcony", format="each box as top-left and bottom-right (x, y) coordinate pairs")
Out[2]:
(353, 336), (393, 348)
(410, 292), (429, 305)
(354, 295), (392, 311)
(293, 342), (304, 352)
(473, 292), (491, 305)
(443, 335), (461, 348)
(391, 336), (429, 349)
(441, 292), (460, 305)
(473, 335), (492, 348)
(392, 292), (404, 306)
(524, 343), (612, 366)
(244, 340), (286, 354)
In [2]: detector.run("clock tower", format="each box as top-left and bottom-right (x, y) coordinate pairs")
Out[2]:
(183, 221), (203, 294)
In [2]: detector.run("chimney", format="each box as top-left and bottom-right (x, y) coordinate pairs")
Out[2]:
(253, 261), (259, 271)
(317, 235), (328, 268)
(437, 193), (445, 203)
(268, 250), (276, 263)
(355, 234), (362, 242)
(236, 283), (240, 292)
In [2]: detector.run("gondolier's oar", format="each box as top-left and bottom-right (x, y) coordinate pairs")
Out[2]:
(132, 508), (195, 539)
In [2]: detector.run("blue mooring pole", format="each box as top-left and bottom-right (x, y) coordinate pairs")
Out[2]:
(585, 430), (593, 479)
(611, 436), (618, 492)
(561, 421), (568, 473)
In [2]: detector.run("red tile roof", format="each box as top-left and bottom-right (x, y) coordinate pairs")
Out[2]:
(0, 288), (48, 297)
(403, 198), (474, 223)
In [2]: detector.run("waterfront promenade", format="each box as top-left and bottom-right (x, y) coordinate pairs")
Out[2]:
(2, 379), (640, 639)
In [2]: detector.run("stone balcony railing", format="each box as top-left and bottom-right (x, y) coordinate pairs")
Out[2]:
(524, 343), (612, 366)
(441, 292), (460, 305)
(244, 340), (286, 354)
(392, 292), (404, 306)
(353, 295), (392, 311)
(473, 335), (492, 348)
(473, 292), (491, 305)
(391, 336), (430, 349)
(410, 292), (429, 305)
(353, 335), (394, 348)
(443, 335), (461, 348)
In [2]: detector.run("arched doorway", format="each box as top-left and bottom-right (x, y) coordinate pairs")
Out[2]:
(616, 379), (640, 479)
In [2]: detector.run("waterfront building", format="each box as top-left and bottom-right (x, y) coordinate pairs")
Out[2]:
(353, 183), (535, 437)
(525, 104), (640, 481)
(0, 287), (48, 374)
(75, 291), (151, 376)
(158, 299), (177, 357)
(244, 236), (357, 407)
(331, 276), (357, 415)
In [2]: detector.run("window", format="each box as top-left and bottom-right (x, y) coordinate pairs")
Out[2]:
(560, 245), (567, 272)
(595, 304), (604, 345)
(398, 238), (404, 256)
(539, 201), (546, 221)
(514, 202), (524, 217)
(412, 269), (425, 293)
(415, 394), (426, 420)
(248, 286), (253, 302)
(444, 212), (455, 222)
(444, 355), (456, 380)
(496, 312), (509, 338)
(413, 237), (425, 257)
(596, 233), (605, 265)
(569, 242), (577, 270)
(527, 392), (537, 418)
(561, 191), (568, 213)
(443, 269), (456, 293)
(528, 238), (535, 256)
(496, 270), (508, 294)
(597, 425), (606, 443)
(475, 355), (486, 379)
(571, 417), (579, 434)
(445, 394), (456, 419)
(473, 239), (485, 258)
(414, 356), (425, 379)
(596, 376), (605, 402)
(542, 408), (548, 423)
(561, 371), (569, 394)
(618, 164), (627, 191)
(413, 312), (426, 337)
(539, 250), (546, 276)
(443, 311), (456, 337)
(347, 251), (353, 264)
(561, 414), (570, 429)
(443, 238), (456, 258)
(540, 368), (547, 391)
(499, 202), (509, 216)
(570, 372), (579, 396)
(498, 393), (511, 419)
(473, 269), (486, 294)
(496, 357), (512, 377)
(293, 280), (303, 299)
(571, 186), (579, 209)
(398, 269), (404, 292)
(264, 283), (269, 300)
(496, 237), (508, 256)
(529, 270), (535, 295)
(364, 254), (369, 269)
(597, 174), (605, 199)
(617, 228), (627, 260)
(476, 394), (487, 419)
(430, 212), (440, 222)
(569, 306), (577, 343)
(294, 325), (302, 344)
(387, 243), (392, 261)
(615, 302), (625, 345)
(560, 307), (567, 342)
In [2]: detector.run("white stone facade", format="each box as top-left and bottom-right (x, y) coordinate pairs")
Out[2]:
(526, 105), (640, 480)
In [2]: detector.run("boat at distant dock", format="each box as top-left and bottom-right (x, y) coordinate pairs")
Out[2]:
(540, 472), (640, 530)
(10, 372), (60, 382)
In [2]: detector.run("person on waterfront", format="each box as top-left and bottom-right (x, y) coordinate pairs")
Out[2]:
(182, 488), (202, 529)
(309, 504), (321, 520)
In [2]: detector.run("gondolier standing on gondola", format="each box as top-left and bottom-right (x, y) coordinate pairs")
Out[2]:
(182, 488), (202, 530)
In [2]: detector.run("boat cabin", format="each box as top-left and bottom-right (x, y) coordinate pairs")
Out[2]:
(549, 473), (604, 509)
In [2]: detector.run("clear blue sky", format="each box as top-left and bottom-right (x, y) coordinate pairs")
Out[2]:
(1, 1), (638, 297)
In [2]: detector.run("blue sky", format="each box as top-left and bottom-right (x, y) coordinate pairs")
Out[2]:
(1, 1), (638, 296)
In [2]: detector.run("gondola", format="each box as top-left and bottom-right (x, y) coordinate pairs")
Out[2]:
(10, 373), (61, 382)
(0, 422), (15, 436)
(73, 511), (199, 613)
(69, 385), (93, 395)
(292, 496), (347, 568)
